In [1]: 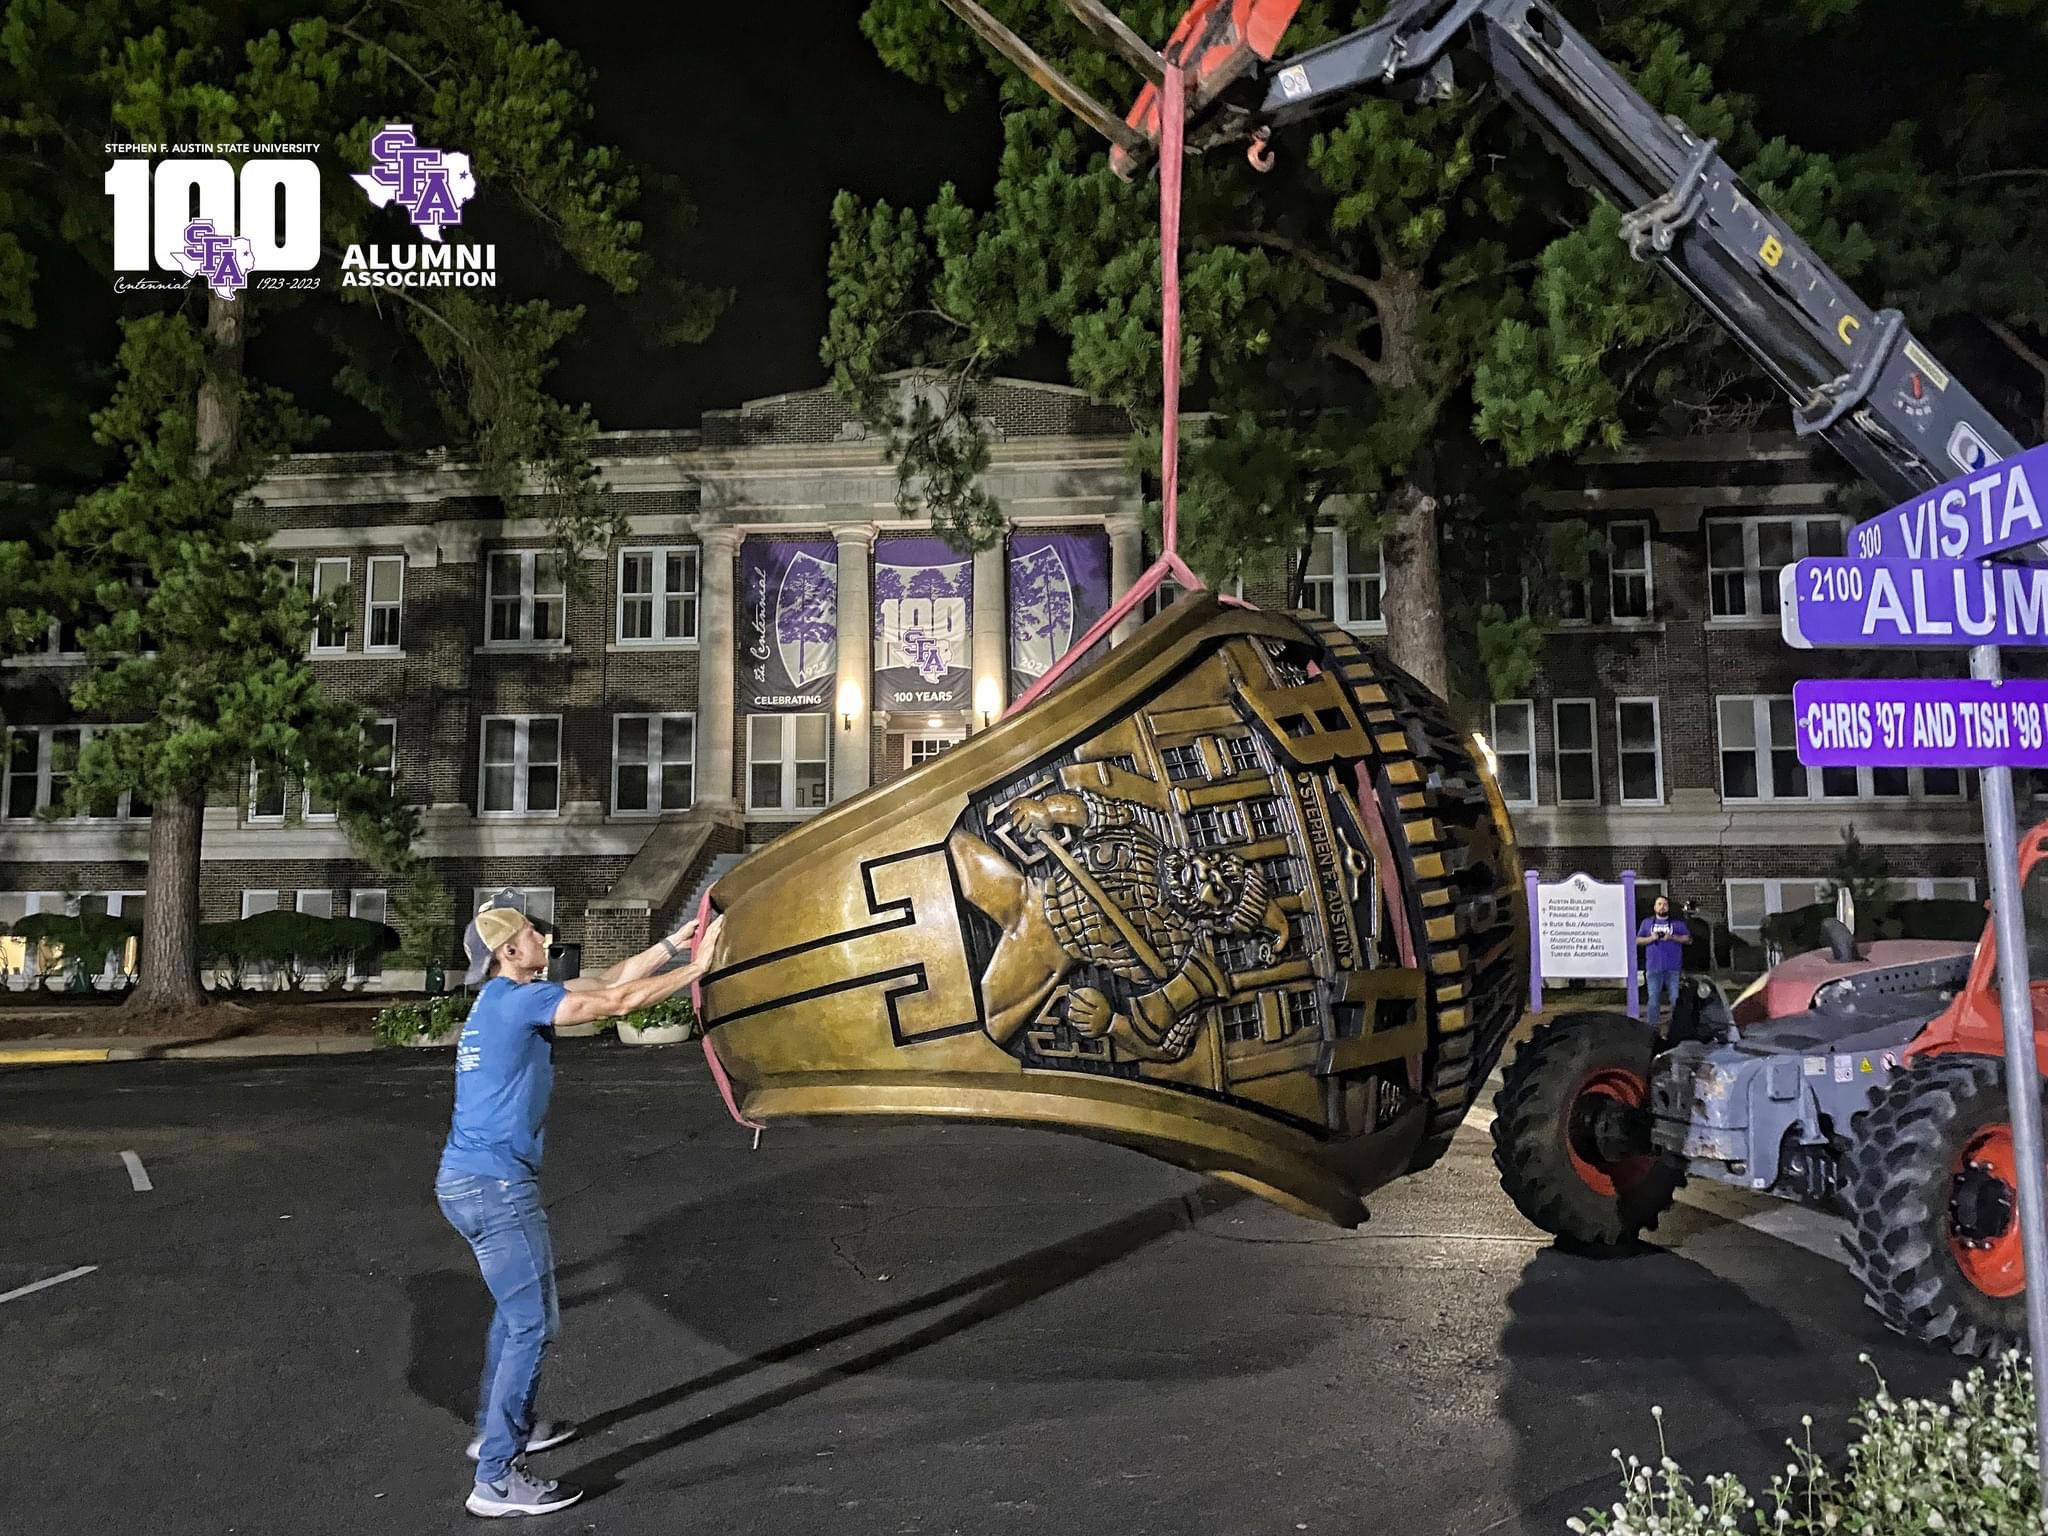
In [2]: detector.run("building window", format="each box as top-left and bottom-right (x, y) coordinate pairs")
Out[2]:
(614, 713), (695, 814)
(364, 556), (404, 651)
(1222, 736), (1261, 775)
(1161, 744), (1206, 782)
(1616, 699), (1665, 805)
(296, 889), (333, 920)
(350, 888), (388, 978)
(1553, 699), (1599, 805)
(1718, 694), (1958, 803)
(1186, 805), (1246, 848)
(1219, 1000), (1261, 1043)
(746, 714), (829, 814)
(472, 887), (555, 930)
(311, 557), (352, 653)
(1491, 701), (1536, 807)
(486, 551), (566, 645)
(27, 619), (83, 658)
(1706, 515), (1843, 620)
(1260, 856), (1304, 896)
(479, 715), (562, 816)
(4, 727), (147, 822)
(242, 889), (280, 919)
(1246, 798), (1285, 839)
(616, 547), (700, 644)
(1301, 529), (1383, 630)
(1883, 877), (1978, 903)
(1725, 878), (1830, 939)
(906, 733), (960, 767)
(1284, 989), (1321, 1035)
(305, 718), (397, 820)
(1609, 520), (1653, 621)
(249, 761), (288, 822)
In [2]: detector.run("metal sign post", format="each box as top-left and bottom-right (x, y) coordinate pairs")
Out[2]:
(1814, 450), (2048, 1493)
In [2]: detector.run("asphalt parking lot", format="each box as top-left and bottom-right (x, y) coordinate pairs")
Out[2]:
(2, 1045), (1959, 1535)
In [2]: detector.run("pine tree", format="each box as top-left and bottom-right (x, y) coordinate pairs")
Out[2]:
(0, 1), (722, 1009)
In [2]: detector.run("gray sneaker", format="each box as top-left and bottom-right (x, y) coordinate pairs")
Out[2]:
(465, 1463), (583, 1518)
(467, 1420), (576, 1460)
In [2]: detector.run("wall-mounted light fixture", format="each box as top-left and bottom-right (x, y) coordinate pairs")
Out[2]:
(974, 675), (1002, 731)
(838, 679), (863, 733)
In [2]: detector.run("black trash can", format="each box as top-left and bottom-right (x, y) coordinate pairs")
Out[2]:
(547, 943), (582, 983)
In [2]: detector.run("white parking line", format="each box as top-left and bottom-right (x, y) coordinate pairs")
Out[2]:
(0, 1266), (97, 1306)
(120, 1150), (152, 1192)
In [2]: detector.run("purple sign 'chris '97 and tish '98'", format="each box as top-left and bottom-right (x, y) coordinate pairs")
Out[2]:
(1793, 678), (2048, 769)
(1780, 557), (2048, 649)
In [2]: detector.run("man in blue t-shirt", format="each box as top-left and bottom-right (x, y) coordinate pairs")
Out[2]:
(1636, 894), (1692, 1030)
(437, 892), (724, 1518)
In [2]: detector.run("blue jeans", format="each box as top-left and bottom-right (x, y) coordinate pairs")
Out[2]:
(436, 1173), (559, 1485)
(1644, 968), (1683, 1027)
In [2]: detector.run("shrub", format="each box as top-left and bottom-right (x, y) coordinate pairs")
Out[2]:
(9, 908), (141, 986)
(1570, 1353), (2039, 1535)
(373, 991), (472, 1047)
(1760, 898), (1987, 958)
(199, 910), (397, 990)
(618, 994), (698, 1038)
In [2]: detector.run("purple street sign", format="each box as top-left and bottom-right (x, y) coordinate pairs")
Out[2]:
(1793, 678), (2048, 767)
(1779, 557), (2048, 649)
(1847, 440), (2043, 563)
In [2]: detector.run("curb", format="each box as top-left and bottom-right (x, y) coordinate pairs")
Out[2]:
(0, 1036), (380, 1066)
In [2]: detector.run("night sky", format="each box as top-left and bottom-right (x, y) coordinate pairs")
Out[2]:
(504, 0), (1000, 431)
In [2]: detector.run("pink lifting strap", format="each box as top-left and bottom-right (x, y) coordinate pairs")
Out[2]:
(1003, 61), (1198, 721)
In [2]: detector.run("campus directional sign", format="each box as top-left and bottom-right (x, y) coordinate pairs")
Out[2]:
(1779, 557), (2048, 648)
(1846, 439), (2048, 563)
(1793, 677), (2048, 768)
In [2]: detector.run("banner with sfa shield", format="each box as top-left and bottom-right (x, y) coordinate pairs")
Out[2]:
(739, 538), (838, 711)
(1794, 677), (2048, 768)
(1007, 530), (1111, 698)
(1846, 440), (2048, 564)
(874, 536), (972, 711)
(1779, 557), (2048, 648)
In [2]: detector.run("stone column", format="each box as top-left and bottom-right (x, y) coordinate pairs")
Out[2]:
(834, 524), (875, 801)
(971, 540), (1007, 731)
(697, 525), (739, 809)
(1108, 512), (1145, 645)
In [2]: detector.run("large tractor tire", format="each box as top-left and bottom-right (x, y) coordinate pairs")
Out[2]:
(1844, 1053), (2034, 1357)
(1491, 1012), (1685, 1245)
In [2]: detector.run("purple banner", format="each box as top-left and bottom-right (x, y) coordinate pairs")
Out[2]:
(1008, 530), (1111, 698)
(1847, 440), (2045, 563)
(1780, 557), (2048, 649)
(738, 538), (838, 711)
(874, 535), (972, 711)
(1794, 678), (2048, 767)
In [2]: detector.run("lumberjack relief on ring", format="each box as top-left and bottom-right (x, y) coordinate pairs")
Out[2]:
(694, 598), (1525, 1226)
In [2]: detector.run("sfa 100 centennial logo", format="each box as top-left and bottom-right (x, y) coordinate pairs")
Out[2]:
(341, 124), (497, 288)
(103, 147), (323, 299)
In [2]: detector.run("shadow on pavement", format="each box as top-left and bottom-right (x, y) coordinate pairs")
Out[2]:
(557, 1179), (1246, 1495)
(1497, 1239), (1955, 1533)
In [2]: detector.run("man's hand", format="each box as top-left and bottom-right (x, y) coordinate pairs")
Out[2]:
(1067, 986), (1114, 1037)
(665, 916), (700, 952)
(691, 914), (727, 978)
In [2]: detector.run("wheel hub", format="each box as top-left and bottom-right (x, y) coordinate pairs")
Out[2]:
(1951, 1160), (2017, 1249)
(1563, 1066), (1654, 1198)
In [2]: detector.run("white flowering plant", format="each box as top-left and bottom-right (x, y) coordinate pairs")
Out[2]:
(1569, 1354), (2039, 1535)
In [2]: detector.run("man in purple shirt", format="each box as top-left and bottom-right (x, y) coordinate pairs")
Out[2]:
(1636, 894), (1692, 1030)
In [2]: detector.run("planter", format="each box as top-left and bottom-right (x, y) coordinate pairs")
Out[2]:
(402, 1031), (458, 1049)
(618, 1018), (693, 1047)
(554, 1019), (606, 1039)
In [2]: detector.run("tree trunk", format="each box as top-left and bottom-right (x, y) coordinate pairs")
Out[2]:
(128, 290), (242, 1012)
(129, 783), (207, 1010)
(1382, 480), (1450, 698)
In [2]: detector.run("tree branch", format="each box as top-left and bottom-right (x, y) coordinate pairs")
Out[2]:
(1226, 230), (1385, 305)
(339, 22), (443, 97)
(1984, 314), (2048, 379)
(1323, 337), (1391, 384)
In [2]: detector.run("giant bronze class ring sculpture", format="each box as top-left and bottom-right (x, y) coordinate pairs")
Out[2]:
(698, 597), (1524, 1224)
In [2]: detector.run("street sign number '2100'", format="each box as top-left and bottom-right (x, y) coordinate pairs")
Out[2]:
(1781, 558), (2048, 649)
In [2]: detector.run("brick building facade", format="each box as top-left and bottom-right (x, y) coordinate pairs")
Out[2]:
(0, 379), (1997, 986)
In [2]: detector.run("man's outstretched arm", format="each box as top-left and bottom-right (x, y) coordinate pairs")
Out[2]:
(566, 917), (705, 992)
(552, 916), (724, 1027)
